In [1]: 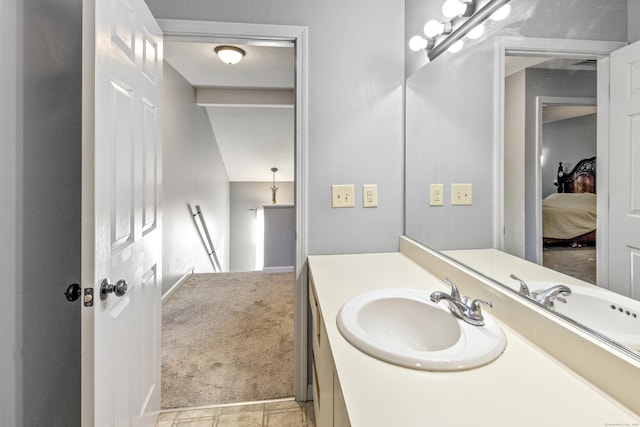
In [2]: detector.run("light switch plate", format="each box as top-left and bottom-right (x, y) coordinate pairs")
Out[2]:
(331, 184), (355, 208)
(451, 183), (472, 205)
(430, 184), (444, 206)
(363, 184), (378, 208)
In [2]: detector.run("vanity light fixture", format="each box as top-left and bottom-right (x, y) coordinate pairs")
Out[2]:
(410, 0), (512, 62)
(214, 45), (246, 65)
(424, 19), (453, 38)
(442, 0), (475, 19)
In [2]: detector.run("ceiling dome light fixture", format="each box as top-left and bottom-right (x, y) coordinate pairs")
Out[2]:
(214, 45), (246, 65)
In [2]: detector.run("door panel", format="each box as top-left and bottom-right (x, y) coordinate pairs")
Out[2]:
(83, 0), (162, 425)
(609, 40), (640, 300)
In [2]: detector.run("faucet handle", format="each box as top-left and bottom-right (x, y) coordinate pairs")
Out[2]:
(469, 299), (492, 314)
(466, 299), (492, 326)
(510, 274), (530, 296)
(443, 278), (461, 301)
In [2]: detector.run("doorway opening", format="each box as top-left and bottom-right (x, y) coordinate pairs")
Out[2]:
(158, 19), (309, 409)
(499, 40), (616, 287)
(504, 54), (599, 283)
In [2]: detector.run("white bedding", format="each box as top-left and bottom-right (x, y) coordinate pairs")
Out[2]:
(542, 193), (597, 240)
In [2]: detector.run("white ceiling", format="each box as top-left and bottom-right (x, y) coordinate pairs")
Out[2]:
(506, 55), (598, 123)
(164, 40), (295, 182)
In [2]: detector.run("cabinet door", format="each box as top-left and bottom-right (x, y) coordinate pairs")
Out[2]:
(333, 371), (351, 427)
(309, 279), (333, 427)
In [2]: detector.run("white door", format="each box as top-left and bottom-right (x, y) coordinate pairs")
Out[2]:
(609, 40), (640, 300)
(81, 0), (163, 425)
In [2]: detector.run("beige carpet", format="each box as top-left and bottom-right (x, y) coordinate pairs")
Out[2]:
(543, 247), (596, 284)
(161, 272), (294, 409)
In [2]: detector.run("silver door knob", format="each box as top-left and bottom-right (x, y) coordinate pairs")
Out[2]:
(100, 279), (128, 300)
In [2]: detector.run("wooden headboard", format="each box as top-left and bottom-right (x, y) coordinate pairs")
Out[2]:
(555, 156), (596, 193)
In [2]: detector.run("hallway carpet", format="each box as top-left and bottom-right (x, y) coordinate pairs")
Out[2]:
(161, 272), (294, 409)
(543, 247), (596, 284)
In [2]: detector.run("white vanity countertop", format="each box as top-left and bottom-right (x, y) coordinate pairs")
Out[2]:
(442, 248), (596, 288)
(308, 252), (639, 427)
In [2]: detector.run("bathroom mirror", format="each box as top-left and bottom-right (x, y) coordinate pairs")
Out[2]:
(405, 0), (640, 358)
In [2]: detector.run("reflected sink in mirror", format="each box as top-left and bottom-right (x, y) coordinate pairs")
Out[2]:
(508, 281), (640, 351)
(336, 288), (506, 371)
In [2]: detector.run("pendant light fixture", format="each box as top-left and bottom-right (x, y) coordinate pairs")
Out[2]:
(270, 167), (279, 204)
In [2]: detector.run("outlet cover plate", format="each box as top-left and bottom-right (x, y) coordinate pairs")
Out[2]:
(363, 184), (378, 208)
(430, 184), (444, 206)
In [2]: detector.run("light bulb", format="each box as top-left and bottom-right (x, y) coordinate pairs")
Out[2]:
(467, 23), (485, 39)
(424, 20), (445, 38)
(490, 4), (511, 21)
(442, 0), (468, 18)
(409, 35), (429, 52)
(447, 40), (464, 53)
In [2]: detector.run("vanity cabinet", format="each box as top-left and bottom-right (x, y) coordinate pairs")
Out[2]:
(309, 273), (350, 427)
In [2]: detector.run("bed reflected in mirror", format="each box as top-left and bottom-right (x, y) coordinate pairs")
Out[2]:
(542, 157), (597, 284)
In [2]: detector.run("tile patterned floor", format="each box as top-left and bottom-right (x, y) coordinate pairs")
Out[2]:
(157, 399), (315, 427)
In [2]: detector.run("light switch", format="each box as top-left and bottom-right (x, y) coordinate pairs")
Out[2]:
(331, 184), (355, 208)
(363, 184), (378, 208)
(451, 183), (472, 205)
(430, 184), (444, 206)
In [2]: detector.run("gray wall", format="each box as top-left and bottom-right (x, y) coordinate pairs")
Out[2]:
(405, 42), (498, 250)
(1, 1), (21, 425)
(1, 0), (83, 425)
(263, 205), (296, 269)
(230, 182), (294, 272)
(631, 1), (640, 42)
(542, 114), (597, 198)
(404, 0), (627, 252)
(147, 0), (406, 256)
(163, 62), (231, 293)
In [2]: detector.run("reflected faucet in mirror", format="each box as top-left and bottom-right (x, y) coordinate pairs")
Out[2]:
(510, 273), (572, 310)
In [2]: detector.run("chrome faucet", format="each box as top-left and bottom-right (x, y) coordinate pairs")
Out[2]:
(510, 274), (531, 297)
(532, 284), (572, 310)
(430, 278), (493, 326)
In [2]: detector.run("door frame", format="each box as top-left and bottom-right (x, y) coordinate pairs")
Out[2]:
(495, 37), (625, 287)
(534, 96), (597, 264)
(158, 19), (310, 401)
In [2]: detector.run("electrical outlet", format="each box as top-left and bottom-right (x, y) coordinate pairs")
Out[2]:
(331, 184), (355, 208)
(363, 184), (378, 208)
(451, 183), (472, 205)
(430, 184), (444, 206)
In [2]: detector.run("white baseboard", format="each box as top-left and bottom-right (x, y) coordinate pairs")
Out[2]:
(162, 265), (195, 302)
(262, 266), (295, 273)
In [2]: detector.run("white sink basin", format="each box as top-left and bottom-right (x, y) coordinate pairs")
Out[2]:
(336, 288), (506, 371)
(509, 281), (640, 351)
